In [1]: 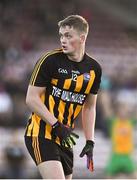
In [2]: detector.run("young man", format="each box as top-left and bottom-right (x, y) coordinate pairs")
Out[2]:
(24, 15), (102, 179)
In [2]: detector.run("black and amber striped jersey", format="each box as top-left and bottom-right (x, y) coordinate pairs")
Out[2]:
(25, 49), (102, 144)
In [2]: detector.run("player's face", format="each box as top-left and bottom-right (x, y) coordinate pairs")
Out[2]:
(117, 103), (130, 119)
(59, 26), (83, 55)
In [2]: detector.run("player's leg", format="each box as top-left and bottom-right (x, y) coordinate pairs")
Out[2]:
(105, 153), (121, 177)
(123, 155), (137, 178)
(38, 160), (65, 179)
(65, 174), (72, 180)
(24, 137), (66, 179)
(59, 146), (73, 180)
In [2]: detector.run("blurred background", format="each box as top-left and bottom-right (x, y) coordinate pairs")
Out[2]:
(0, 0), (137, 179)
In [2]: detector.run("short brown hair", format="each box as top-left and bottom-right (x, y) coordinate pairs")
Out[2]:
(58, 15), (89, 34)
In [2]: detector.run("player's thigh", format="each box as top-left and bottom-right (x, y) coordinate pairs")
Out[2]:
(65, 174), (72, 180)
(106, 154), (120, 175)
(123, 155), (136, 173)
(60, 146), (74, 176)
(38, 160), (65, 179)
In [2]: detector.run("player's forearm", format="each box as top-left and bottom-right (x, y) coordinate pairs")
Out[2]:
(26, 95), (57, 126)
(82, 105), (96, 141)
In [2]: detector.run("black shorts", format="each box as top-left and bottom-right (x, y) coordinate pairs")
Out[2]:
(24, 136), (73, 175)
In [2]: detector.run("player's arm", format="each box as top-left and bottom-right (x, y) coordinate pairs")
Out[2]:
(80, 62), (102, 172)
(81, 62), (101, 140)
(80, 94), (97, 172)
(26, 85), (79, 147)
(26, 85), (57, 125)
(81, 93), (97, 141)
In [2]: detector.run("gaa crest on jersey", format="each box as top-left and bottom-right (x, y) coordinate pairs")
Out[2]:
(58, 68), (68, 74)
(83, 73), (90, 81)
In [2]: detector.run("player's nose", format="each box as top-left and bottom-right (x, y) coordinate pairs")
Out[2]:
(60, 37), (67, 44)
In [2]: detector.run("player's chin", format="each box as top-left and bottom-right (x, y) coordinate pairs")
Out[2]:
(62, 49), (71, 54)
(62, 49), (73, 55)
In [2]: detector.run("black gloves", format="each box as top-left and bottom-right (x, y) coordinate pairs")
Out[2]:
(80, 140), (94, 172)
(52, 121), (79, 148)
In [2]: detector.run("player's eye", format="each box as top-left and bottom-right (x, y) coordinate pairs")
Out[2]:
(65, 34), (72, 39)
(65, 33), (72, 39)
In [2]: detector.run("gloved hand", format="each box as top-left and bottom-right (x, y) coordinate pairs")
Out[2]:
(79, 140), (94, 172)
(52, 121), (79, 148)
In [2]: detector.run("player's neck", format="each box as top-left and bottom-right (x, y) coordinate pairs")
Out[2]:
(67, 47), (85, 62)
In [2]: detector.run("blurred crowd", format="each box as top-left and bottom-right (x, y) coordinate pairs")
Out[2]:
(0, 0), (137, 178)
(0, 0), (93, 127)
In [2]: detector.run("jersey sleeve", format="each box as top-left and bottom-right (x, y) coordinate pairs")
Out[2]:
(90, 63), (102, 94)
(29, 53), (54, 87)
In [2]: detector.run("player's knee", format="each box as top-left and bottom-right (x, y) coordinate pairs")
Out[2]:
(65, 174), (72, 180)
(38, 161), (65, 179)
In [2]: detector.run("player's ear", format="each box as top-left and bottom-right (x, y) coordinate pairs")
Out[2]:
(80, 34), (86, 43)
